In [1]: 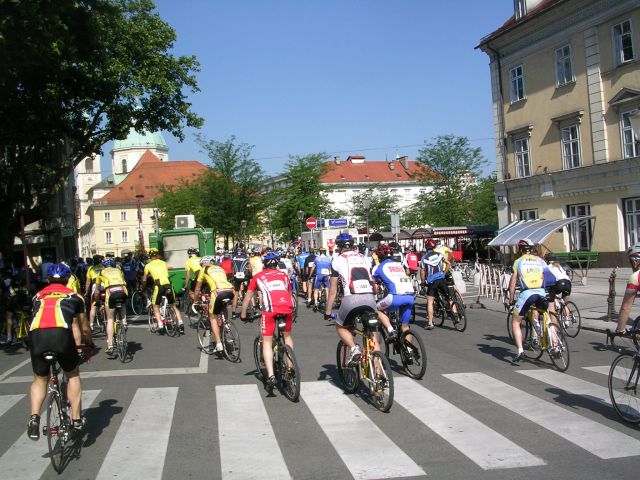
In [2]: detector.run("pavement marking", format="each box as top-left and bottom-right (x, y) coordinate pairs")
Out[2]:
(394, 376), (545, 470)
(584, 365), (620, 378)
(216, 384), (291, 480)
(1, 350), (209, 383)
(445, 372), (640, 459)
(519, 369), (614, 405)
(96, 387), (178, 480)
(302, 381), (426, 480)
(0, 389), (101, 480)
(0, 394), (25, 417)
(0, 358), (31, 382)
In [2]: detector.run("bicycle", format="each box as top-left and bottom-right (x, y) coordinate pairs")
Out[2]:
(432, 283), (467, 332)
(336, 307), (394, 412)
(383, 309), (427, 379)
(112, 301), (128, 362)
(606, 328), (640, 423)
(147, 294), (180, 337)
(513, 298), (570, 371)
(553, 294), (581, 338)
(93, 300), (106, 335)
(41, 345), (92, 473)
(197, 297), (240, 362)
(253, 314), (301, 402)
(130, 284), (150, 316)
(188, 292), (210, 328)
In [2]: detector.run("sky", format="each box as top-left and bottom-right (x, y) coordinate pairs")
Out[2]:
(101, 0), (514, 178)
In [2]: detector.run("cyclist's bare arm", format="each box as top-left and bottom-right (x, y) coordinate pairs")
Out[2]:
(325, 276), (338, 315)
(508, 270), (518, 304)
(240, 288), (256, 318)
(617, 292), (636, 331)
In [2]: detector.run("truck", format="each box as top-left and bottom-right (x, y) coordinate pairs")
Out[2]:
(300, 227), (365, 252)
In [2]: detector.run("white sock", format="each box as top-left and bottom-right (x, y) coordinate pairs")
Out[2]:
(517, 347), (524, 354)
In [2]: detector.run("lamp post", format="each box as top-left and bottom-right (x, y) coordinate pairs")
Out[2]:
(296, 210), (304, 248)
(240, 219), (247, 246)
(362, 197), (371, 246)
(135, 194), (145, 254)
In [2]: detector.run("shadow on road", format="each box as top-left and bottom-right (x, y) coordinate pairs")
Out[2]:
(83, 398), (124, 448)
(477, 342), (514, 364)
(544, 387), (622, 423)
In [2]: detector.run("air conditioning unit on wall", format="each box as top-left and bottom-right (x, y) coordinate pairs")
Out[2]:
(175, 215), (196, 229)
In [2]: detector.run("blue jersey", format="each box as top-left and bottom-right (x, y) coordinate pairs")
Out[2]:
(313, 254), (332, 276)
(296, 253), (310, 271)
(372, 259), (414, 295)
(420, 250), (445, 283)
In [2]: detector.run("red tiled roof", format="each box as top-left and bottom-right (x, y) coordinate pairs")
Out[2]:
(477, 0), (564, 48)
(320, 158), (434, 184)
(98, 150), (207, 204)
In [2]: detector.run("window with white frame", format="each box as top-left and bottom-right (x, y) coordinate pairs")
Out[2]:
(509, 65), (525, 103)
(105, 231), (112, 244)
(561, 124), (581, 169)
(613, 19), (635, 66)
(567, 203), (591, 251)
(104, 212), (111, 222)
(555, 44), (574, 86)
(120, 211), (127, 221)
(121, 230), (128, 243)
(621, 109), (640, 158)
(514, 137), (531, 178)
(624, 197), (640, 246)
(519, 209), (538, 221)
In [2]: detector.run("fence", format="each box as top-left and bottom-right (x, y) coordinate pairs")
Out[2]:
(472, 262), (511, 307)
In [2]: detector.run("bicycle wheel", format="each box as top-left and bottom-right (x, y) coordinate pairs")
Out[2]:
(222, 320), (241, 362)
(526, 316), (544, 360)
(336, 340), (359, 393)
(197, 317), (212, 353)
(253, 336), (265, 380)
(115, 314), (127, 363)
(279, 345), (301, 402)
(291, 294), (298, 322)
(399, 329), (427, 379)
(546, 319), (570, 372)
(369, 351), (394, 412)
(46, 390), (67, 473)
(452, 293), (467, 332)
(164, 307), (178, 337)
(147, 305), (157, 333)
(434, 298), (446, 327)
(131, 291), (146, 316)
(94, 307), (105, 334)
(633, 316), (640, 350)
(608, 353), (640, 424)
(561, 301), (581, 338)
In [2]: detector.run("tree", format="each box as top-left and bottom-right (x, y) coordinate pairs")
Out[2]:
(0, 0), (203, 258)
(468, 175), (498, 225)
(411, 134), (487, 227)
(155, 179), (205, 231)
(352, 187), (400, 232)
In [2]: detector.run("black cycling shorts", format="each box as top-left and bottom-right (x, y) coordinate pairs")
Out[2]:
(550, 279), (571, 297)
(107, 291), (127, 309)
(29, 328), (79, 377)
(153, 284), (175, 305)
(212, 290), (234, 314)
(427, 278), (449, 298)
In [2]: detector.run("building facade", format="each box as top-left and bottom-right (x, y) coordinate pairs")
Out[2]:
(478, 0), (640, 265)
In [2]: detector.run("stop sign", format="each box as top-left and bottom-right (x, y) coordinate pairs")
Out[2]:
(305, 217), (316, 229)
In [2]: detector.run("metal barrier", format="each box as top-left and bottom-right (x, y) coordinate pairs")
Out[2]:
(470, 263), (511, 309)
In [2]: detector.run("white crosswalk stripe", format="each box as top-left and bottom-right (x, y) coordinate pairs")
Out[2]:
(96, 387), (178, 480)
(0, 393), (24, 417)
(444, 372), (640, 459)
(303, 381), (426, 480)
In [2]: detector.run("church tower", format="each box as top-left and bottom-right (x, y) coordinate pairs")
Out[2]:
(111, 128), (169, 174)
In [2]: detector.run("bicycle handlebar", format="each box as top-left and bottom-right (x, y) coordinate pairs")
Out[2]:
(605, 328), (640, 347)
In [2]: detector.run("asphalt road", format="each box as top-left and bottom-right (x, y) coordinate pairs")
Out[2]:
(0, 292), (638, 480)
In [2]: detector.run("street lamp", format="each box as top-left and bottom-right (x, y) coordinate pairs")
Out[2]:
(240, 219), (247, 245)
(296, 210), (305, 248)
(135, 194), (145, 254)
(362, 198), (371, 246)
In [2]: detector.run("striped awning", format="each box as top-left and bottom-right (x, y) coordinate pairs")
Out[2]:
(488, 216), (594, 247)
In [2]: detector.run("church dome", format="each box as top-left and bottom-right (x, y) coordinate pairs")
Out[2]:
(113, 128), (168, 152)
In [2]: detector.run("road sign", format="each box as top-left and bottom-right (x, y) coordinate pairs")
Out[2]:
(327, 238), (335, 248)
(327, 218), (349, 228)
(316, 219), (325, 228)
(306, 217), (317, 229)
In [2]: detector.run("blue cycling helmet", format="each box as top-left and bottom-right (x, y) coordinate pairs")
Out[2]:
(335, 233), (354, 249)
(102, 258), (115, 267)
(47, 263), (71, 281)
(262, 252), (280, 267)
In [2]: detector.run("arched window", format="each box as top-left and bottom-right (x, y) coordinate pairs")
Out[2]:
(85, 158), (93, 173)
(121, 158), (127, 173)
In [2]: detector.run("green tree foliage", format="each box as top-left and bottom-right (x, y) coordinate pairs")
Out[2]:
(468, 175), (498, 225)
(352, 188), (399, 232)
(0, 0), (202, 255)
(155, 180), (205, 231)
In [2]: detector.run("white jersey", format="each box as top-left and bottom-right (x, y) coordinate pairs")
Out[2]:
(331, 250), (374, 297)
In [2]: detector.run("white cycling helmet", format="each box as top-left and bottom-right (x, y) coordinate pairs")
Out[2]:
(627, 243), (640, 258)
(199, 255), (215, 266)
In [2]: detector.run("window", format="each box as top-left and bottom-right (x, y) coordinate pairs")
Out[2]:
(625, 198), (640, 246)
(621, 109), (640, 158)
(121, 158), (128, 174)
(567, 204), (591, 251)
(555, 45), (574, 86)
(519, 209), (538, 221)
(104, 212), (111, 222)
(514, 137), (531, 178)
(613, 20), (635, 66)
(85, 158), (93, 173)
(105, 231), (112, 244)
(121, 230), (128, 243)
(509, 65), (525, 102)
(561, 124), (581, 169)
(120, 211), (127, 221)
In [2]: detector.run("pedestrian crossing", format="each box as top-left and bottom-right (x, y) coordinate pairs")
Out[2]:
(0, 366), (638, 479)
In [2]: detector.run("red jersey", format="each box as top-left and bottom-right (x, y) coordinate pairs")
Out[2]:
(31, 283), (85, 330)
(247, 268), (293, 314)
(405, 252), (419, 271)
(220, 258), (233, 275)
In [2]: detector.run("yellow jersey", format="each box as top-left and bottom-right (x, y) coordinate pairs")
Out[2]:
(197, 265), (233, 291)
(144, 259), (171, 286)
(66, 273), (81, 293)
(97, 266), (128, 294)
(435, 246), (452, 271)
(185, 256), (201, 276)
(249, 255), (263, 275)
(86, 265), (102, 284)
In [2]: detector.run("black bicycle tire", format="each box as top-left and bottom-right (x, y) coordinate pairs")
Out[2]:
(434, 298), (446, 327)
(223, 320), (241, 363)
(147, 304), (156, 333)
(608, 353), (640, 424)
(131, 291), (146, 316)
(279, 345), (301, 402)
(561, 300), (581, 338)
(187, 300), (200, 328)
(94, 307), (105, 334)
(164, 305), (178, 337)
(400, 329), (427, 379)
(453, 293), (467, 332)
(336, 340), (359, 393)
(633, 316), (640, 350)
(370, 351), (394, 412)
(506, 309), (514, 341)
(46, 390), (66, 473)
(253, 336), (265, 380)
(115, 311), (127, 363)
(525, 313), (544, 360)
(547, 320), (570, 372)
(197, 316), (212, 353)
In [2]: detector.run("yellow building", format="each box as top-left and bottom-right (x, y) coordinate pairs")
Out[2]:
(478, 0), (640, 266)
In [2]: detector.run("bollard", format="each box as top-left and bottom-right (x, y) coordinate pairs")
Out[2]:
(606, 266), (617, 322)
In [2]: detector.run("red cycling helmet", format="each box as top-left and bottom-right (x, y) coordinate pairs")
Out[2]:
(517, 238), (535, 253)
(378, 244), (393, 258)
(425, 239), (437, 250)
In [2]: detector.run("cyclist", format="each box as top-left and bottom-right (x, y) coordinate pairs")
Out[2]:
(142, 248), (184, 334)
(27, 263), (92, 441)
(95, 258), (128, 354)
(240, 252), (295, 394)
(544, 252), (572, 321)
(65, 262), (82, 293)
(420, 239), (451, 330)
(304, 248), (317, 307)
(220, 251), (233, 280)
(311, 247), (332, 310)
(230, 244), (250, 317)
(508, 239), (552, 364)
(249, 247), (264, 309)
(295, 248), (310, 299)
(389, 241), (404, 264)
(615, 243), (640, 334)
(122, 254), (138, 294)
(84, 254), (103, 330)
(183, 247), (201, 300)
(193, 256), (234, 354)
(324, 233), (393, 365)
(403, 245), (420, 287)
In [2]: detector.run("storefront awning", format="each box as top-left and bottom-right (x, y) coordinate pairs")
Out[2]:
(488, 216), (594, 247)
